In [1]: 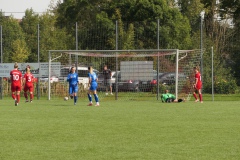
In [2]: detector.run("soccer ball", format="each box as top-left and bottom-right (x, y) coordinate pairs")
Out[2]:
(64, 97), (69, 101)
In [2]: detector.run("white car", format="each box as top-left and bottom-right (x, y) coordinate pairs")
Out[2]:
(59, 66), (99, 89)
(40, 76), (59, 83)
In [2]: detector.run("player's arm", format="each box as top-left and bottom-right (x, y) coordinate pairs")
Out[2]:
(67, 74), (71, 82)
(88, 73), (92, 87)
(161, 95), (164, 102)
(22, 75), (26, 86)
(76, 74), (80, 85)
(20, 73), (23, 87)
(194, 77), (198, 87)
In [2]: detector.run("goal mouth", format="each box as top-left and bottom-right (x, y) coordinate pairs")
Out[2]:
(48, 49), (201, 101)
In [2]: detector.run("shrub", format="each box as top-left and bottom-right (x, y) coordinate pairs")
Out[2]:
(204, 79), (238, 94)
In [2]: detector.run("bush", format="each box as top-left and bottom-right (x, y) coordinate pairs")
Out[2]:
(204, 79), (238, 94)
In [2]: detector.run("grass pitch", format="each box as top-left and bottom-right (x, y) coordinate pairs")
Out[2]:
(0, 98), (240, 160)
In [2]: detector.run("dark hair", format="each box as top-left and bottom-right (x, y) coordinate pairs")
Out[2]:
(69, 67), (75, 73)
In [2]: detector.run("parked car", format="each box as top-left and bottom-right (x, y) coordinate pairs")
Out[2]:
(40, 76), (59, 83)
(112, 71), (140, 92)
(138, 72), (163, 92)
(151, 72), (187, 86)
(58, 66), (98, 89)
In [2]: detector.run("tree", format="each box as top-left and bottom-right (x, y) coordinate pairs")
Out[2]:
(0, 14), (26, 62)
(20, 9), (40, 62)
(39, 12), (74, 62)
(11, 39), (30, 62)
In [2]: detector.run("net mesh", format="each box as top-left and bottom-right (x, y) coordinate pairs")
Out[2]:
(48, 49), (201, 101)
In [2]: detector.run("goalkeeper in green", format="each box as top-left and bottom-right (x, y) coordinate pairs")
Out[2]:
(161, 90), (184, 103)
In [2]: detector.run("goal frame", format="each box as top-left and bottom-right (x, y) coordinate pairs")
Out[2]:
(48, 49), (194, 100)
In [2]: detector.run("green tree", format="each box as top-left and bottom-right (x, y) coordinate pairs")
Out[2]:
(20, 9), (40, 62)
(11, 39), (30, 62)
(39, 12), (73, 62)
(0, 14), (26, 62)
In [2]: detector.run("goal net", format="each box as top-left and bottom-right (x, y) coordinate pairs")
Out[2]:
(47, 49), (201, 101)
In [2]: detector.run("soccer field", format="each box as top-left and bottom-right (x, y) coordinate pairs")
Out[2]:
(0, 99), (240, 160)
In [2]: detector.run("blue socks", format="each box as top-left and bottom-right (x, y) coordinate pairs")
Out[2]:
(74, 96), (78, 103)
(94, 94), (99, 102)
(88, 94), (92, 102)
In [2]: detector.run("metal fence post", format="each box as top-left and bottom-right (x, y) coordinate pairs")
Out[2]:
(37, 24), (40, 100)
(75, 22), (78, 71)
(0, 25), (3, 100)
(157, 19), (160, 100)
(115, 20), (118, 100)
(211, 46), (214, 101)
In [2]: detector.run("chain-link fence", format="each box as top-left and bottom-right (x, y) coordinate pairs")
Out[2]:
(0, 19), (239, 101)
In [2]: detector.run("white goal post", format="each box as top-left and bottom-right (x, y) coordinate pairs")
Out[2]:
(48, 49), (201, 101)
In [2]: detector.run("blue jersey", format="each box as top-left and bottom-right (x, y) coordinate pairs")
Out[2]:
(67, 73), (78, 85)
(88, 72), (97, 91)
(88, 72), (97, 84)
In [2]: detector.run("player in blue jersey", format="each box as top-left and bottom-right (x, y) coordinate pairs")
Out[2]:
(67, 67), (79, 105)
(87, 66), (100, 106)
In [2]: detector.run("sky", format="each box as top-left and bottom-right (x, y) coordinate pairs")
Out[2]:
(0, 0), (62, 19)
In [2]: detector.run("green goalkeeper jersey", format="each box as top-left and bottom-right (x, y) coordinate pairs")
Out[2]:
(161, 93), (176, 102)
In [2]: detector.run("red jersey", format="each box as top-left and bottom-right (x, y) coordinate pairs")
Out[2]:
(195, 72), (202, 89)
(10, 69), (22, 86)
(24, 73), (34, 87)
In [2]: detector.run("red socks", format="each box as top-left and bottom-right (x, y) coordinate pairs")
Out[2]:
(199, 94), (203, 102)
(30, 93), (33, 100)
(193, 93), (198, 100)
(12, 94), (16, 100)
(16, 94), (20, 103)
(24, 92), (28, 99)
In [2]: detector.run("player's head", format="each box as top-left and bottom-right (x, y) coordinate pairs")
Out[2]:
(104, 65), (107, 70)
(25, 67), (30, 73)
(165, 90), (169, 93)
(71, 67), (76, 73)
(88, 66), (93, 73)
(193, 66), (200, 73)
(14, 62), (18, 69)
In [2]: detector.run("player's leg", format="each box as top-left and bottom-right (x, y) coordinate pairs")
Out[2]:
(15, 85), (21, 106)
(93, 89), (99, 106)
(87, 90), (93, 106)
(24, 86), (28, 102)
(73, 85), (78, 105)
(69, 85), (73, 99)
(193, 87), (198, 102)
(29, 86), (34, 102)
(11, 85), (16, 100)
(198, 88), (203, 103)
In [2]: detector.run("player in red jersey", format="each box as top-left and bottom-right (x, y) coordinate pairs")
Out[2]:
(23, 66), (35, 102)
(192, 66), (203, 103)
(10, 62), (22, 106)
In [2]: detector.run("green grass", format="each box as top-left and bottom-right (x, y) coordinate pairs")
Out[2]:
(0, 98), (240, 160)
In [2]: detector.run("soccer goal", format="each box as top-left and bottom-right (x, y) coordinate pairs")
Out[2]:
(47, 49), (201, 101)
